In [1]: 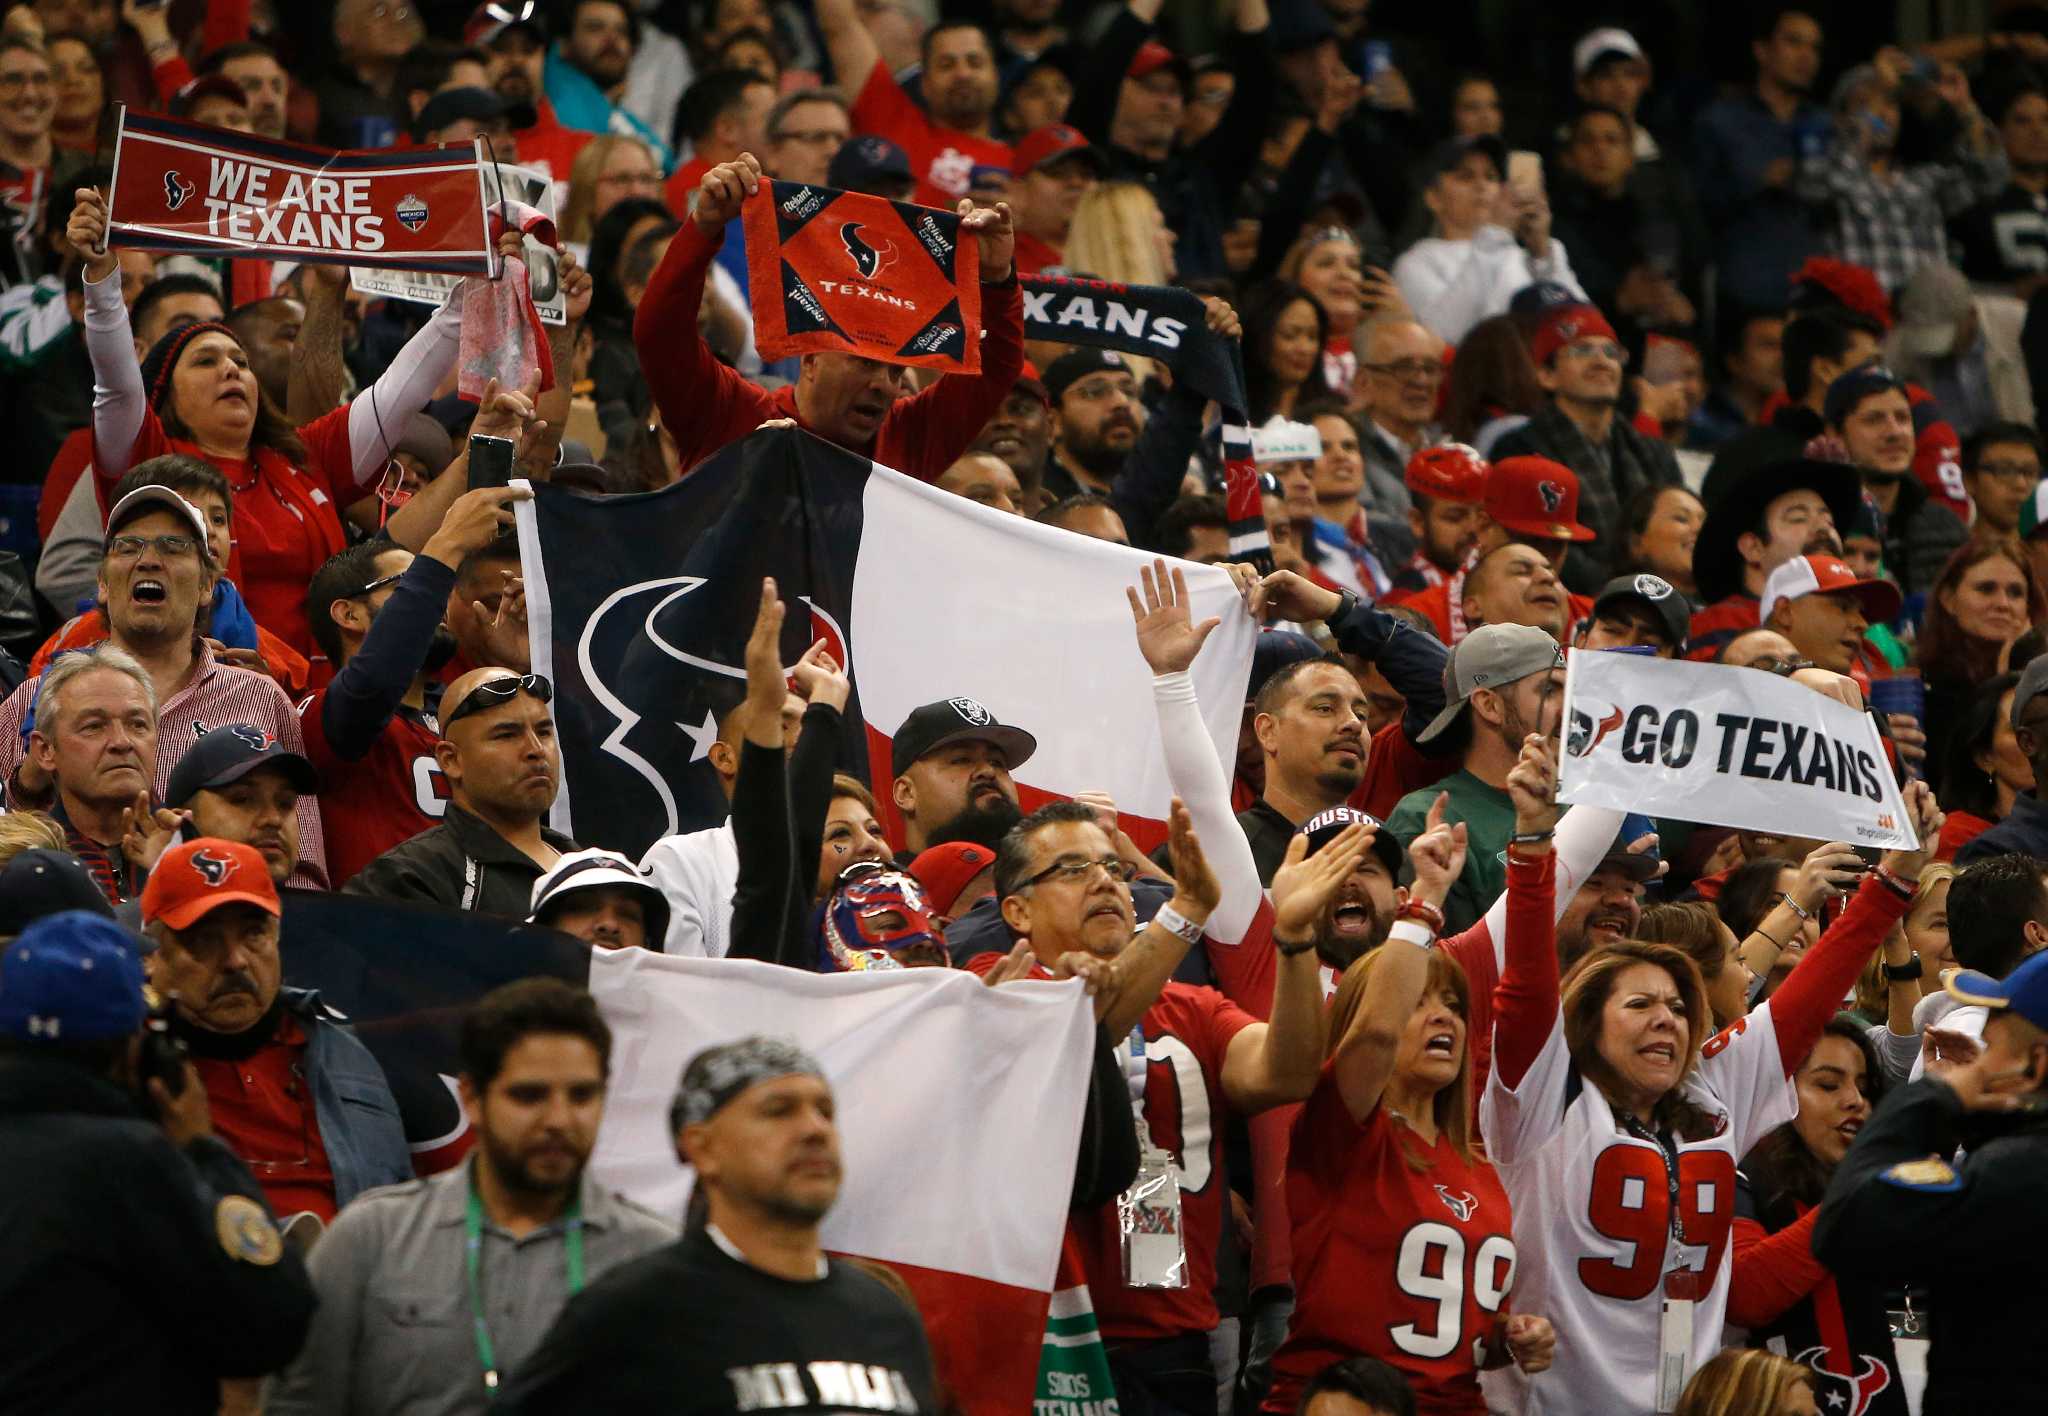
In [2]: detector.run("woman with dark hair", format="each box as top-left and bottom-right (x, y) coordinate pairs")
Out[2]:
(67, 188), (463, 660)
(1483, 735), (1940, 1413)
(585, 195), (677, 333)
(1242, 279), (1334, 423)
(1728, 1019), (1908, 1414)
(46, 32), (109, 158)
(1917, 538), (2046, 751)
(1265, 806), (1556, 1411)
(1934, 671), (2032, 860)
(1614, 484), (1705, 606)
(1636, 901), (1754, 1029)
(1440, 314), (1542, 453)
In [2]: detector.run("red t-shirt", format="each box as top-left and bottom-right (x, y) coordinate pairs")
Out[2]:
(96, 403), (358, 662)
(298, 690), (446, 888)
(194, 1013), (338, 1222)
(850, 59), (1012, 208)
(1266, 1068), (1516, 1415)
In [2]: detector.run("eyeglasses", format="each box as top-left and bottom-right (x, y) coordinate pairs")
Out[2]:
(1021, 853), (1132, 889)
(1363, 358), (1444, 383)
(1746, 654), (1815, 677)
(445, 673), (553, 726)
(345, 570), (405, 600)
(106, 533), (200, 561)
(1562, 338), (1629, 365)
(596, 171), (662, 188)
(772, 128), (849, 146)
(1974, 460), (2041, 482)
(369, 3), (416, 20)
(0, 71), (53, 91)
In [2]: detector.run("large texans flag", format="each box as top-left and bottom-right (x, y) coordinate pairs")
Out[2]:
(514, 425), (1256, 858)
(283, 890), (1094, 1414)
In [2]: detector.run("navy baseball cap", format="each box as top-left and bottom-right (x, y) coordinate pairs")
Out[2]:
(0, 849), (115, 936)
(0, 911), (148, 1042)
(1948, 947), (2048, 1031)
(829, 135), (913, 196)
(165, 723), (319, 809)
(1300, 805), (1405, 877)
(1509, 280), (1581, 317)
(1043, 348), (1132, 402)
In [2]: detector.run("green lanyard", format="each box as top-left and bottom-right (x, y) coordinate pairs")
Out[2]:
(464, 1182), (585, 1394)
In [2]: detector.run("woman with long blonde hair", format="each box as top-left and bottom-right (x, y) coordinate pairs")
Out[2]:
(1062, 182), (1177, 385)
(1482, 737), (1942, 1413)
(1264, 802), (1556, 1412)
(559, 134), (663, 247)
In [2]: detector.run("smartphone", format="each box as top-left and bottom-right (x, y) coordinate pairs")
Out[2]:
(467, 433), (516, 491)
(1642, 334), (1689, 387)
(1506, 150), (1544, 194)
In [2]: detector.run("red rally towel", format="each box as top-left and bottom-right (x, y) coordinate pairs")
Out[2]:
(742, 179), (981, 373)
(459, 199), (556, 402)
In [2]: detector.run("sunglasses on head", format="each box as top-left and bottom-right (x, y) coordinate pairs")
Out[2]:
(445, 673), (552, 726)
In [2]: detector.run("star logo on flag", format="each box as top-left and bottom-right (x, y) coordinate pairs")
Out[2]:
(679, 708), (719, 763)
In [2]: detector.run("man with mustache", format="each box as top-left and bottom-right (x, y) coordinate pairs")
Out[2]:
(345, 669), (579, 917)
(1826, 365), (1967, 595)
(165, 725), (319, 888)
(142, 837), (410, 1223)
(1385, 623), (1567, 934)
(301, 485), (530, 889)
(266, 979), (676, 1414)
(1685, 457), (1862, 662)
(498, 1037), (938, 1412)
(1493, 301), (1684, 591)
(890, 696), (1036, 860)
(964, 364), (1054, 513)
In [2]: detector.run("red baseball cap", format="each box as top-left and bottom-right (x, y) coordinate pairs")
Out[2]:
(908, 842), (997, 917)
(141, 838), (280, 931)
(1486, 457), (1596, 542)
(1013, 124), (1108, 177)
(1128, 41), (1191, 83)
(1759, 554), (1903, 626)
(1405, 443), (1488, 504)
(1015, 358), (1050, 406)
(1529, 303), (1619, 367)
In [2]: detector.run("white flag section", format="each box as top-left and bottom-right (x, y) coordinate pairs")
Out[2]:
(583, 948), (1097, 1413)
(851, 466), (1254, 839)
(1560, 650), (1917, 850)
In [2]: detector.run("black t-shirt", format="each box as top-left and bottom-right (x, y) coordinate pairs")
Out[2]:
(1951, 182), (2048, 284)
(496, 1229), (937, 1414)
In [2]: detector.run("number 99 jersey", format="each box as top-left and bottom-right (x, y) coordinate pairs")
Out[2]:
(1265, 1065), (1517, 1415)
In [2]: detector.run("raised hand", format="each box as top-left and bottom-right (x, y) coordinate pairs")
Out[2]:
(558, 246), (594, 325)
(1880, 779), (1946, 882)
(471, 370), (542, 441)
(1271, 823), (1370, 942)
(1407, 792), (1469, 905)
(1163, 797), (1220, 919)
(1128, 557), (1222, 677)
(1251, 567), (1341, 625)
(1789, 841), (1866, 911)
(472, 572), (530, 672)
(979, 940), (1037, 988)
(743, 576), (787, 710)
(790, 636), (850, 712)
(958, 198), (1015, 283)
(120, 793), (188, 872)
(426, 484), (531, 564)
(1503, 735), (1559, 838)
(695, 153), (763, 235)
(66, 188), (115, 279)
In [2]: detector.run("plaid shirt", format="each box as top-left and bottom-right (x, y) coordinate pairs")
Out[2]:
(0, 642), (329, 888)
(1799, 134), (2008, 294)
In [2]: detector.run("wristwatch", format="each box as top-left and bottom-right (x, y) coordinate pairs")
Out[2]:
(1324, 588), (1358, 625)
(1883, 954), (1924, 983)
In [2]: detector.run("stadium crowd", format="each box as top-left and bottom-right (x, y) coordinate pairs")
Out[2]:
(11, 0), (2048, 1413)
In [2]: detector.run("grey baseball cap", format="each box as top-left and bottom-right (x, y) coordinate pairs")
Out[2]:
(2012, 652), (2048, 727)
(1417, 624), (1566, 745)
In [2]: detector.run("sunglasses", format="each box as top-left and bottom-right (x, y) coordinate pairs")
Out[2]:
(345, 570), (406, 600)
(445, 673), (553, 726)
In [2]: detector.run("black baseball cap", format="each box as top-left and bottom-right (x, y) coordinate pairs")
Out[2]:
(1043, 349), (1132, 402)
(0, 850), (115, 937)
(1425, 132), (1507, 180)
(891, 698), (1038, 779)
(165, 723), (319, 809)
(1590, 573), (1690, 650)
(829, 135), (913, 197)
(413, 86), (533, 142)
(1300, 806), (1406, 878)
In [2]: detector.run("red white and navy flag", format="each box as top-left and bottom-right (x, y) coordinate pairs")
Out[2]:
(106, 108), (495, 275)
(281, 889), (1095, 1416)
(513, 425), (1255, 857)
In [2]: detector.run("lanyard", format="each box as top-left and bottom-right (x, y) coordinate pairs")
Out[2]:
(1618, 1113), (1688, 1253)
(464, 1183), (585, 1393)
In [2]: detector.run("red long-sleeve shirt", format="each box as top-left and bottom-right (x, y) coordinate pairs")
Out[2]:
(634, 220), (1024, 481)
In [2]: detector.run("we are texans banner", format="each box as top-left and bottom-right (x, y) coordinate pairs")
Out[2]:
(281, 889), (1093, 1415)
(512, 426), (1254, 859)
(1560, 649), (1918, 850)
(106, 108), (495, 274)
(741, 179), (981, 372)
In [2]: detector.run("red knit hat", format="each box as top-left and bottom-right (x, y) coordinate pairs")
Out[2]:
(138, 319), (239, 414)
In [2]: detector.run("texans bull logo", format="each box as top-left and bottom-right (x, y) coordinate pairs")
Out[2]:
(840, 221), (897, 280)
(1791, 1345), (1892, 1416)
(1433, 1184), (1478, 1221)
(228, 724), (277, 752)
(1538, 480), (1566, 513)
(190, 847), (239, 887)
(164, 170), (196, 211)
(1567, 700), (1624, 758)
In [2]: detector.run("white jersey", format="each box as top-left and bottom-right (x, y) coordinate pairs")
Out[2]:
(1480, 1006), (1797, 1414)
(639, 820), (738, 958)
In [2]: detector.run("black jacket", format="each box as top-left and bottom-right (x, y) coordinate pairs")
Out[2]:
(342, 803), (579, 918)
(0, 1052), (314, 1413)
(1815, 1078), (2048, 1413)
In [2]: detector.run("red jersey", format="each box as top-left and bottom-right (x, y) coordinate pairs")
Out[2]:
(96, 402), (357, 662)
(850, 59), (1012, 208)
(297, 689), (446, 888)
(1073, 982), (1255, 1342)
(1267, 1068), (1517, 1415)
(194, 1013), (337, 1222)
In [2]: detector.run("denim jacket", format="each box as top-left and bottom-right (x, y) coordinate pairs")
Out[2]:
(283, 987), (412, 1209)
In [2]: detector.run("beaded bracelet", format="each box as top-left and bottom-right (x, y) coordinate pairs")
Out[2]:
(1872, 864), (1917, 901)
(1397, 899), (1446, 933)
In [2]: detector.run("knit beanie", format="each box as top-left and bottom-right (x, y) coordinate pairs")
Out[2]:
(138, 320), (238, 414)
